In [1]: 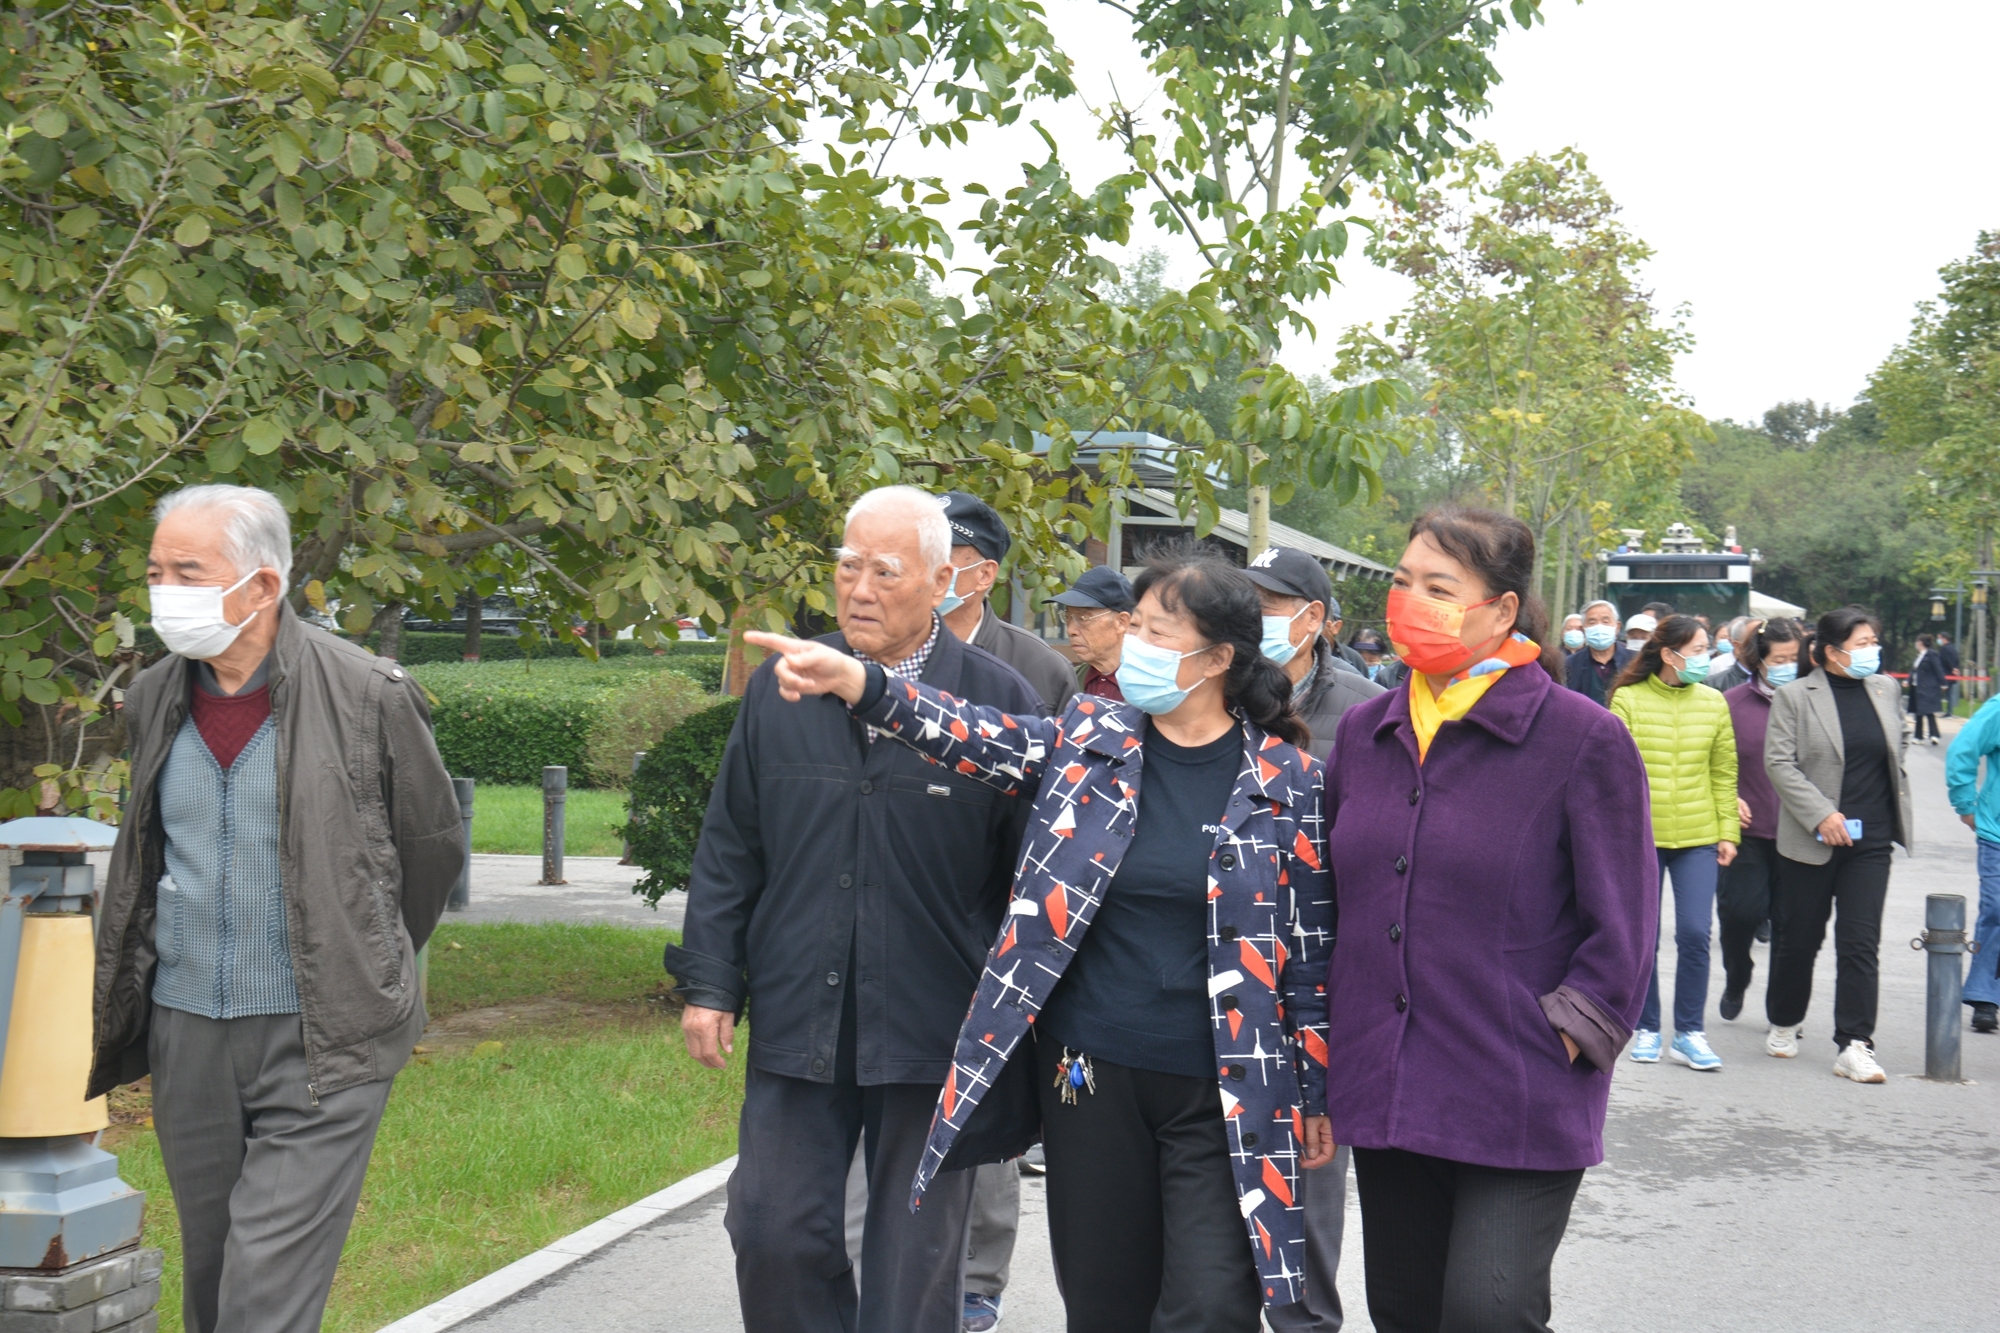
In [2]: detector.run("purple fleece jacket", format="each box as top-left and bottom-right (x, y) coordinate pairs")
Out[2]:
(1323, 664), (1658, 1171)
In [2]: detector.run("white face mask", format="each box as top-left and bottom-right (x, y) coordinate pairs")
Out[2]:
(149, 568), (262, 660)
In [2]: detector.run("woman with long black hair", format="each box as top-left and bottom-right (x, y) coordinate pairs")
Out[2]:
(744, 550), (1336, 1333)
(1609, 615), (1740, 1072)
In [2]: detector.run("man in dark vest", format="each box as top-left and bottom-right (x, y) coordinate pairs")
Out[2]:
(668, 485), (1040, 1333)
(92, 484), (463, 1333)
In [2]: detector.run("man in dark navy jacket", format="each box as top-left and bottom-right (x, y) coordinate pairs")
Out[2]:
(1565, 598), (1635, 707)
(666, 485), (1040, 1333)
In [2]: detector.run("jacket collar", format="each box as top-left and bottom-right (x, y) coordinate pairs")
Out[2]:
(827, 619), (967, 697)
(1064, 698), (1311, 807)
(1374, 660), (1553, 748)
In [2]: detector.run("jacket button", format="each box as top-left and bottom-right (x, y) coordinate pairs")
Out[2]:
(826, 972), (840, 986)
(859, 780), (874, 794)
(1219, 925), (1239, 941)
(1227, 1064), (1245, 1080)
(1394, 856), (1408, 874)
(1389, 924), (1402, 942)
(1220, 994), (1239, 1011)
(1219, 852), (1236, 870)
(1242, 1132), (1259, 1148)
(838, 874), (852, 888)
(812, 1058), (826, 1073)
(1409, 789), (1419, 805)
(1395, 993), (1407, 1012)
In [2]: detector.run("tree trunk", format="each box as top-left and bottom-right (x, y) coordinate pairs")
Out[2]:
(462, 594), (482, 662)
(375, 602), (405, 661)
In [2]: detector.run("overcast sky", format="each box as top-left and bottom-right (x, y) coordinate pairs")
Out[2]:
(880, 1), (2000, 424)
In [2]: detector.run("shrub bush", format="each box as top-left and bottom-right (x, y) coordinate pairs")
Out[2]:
(367, 630), (727, 670)
(583, 670), (714, 789)
(414, 660), (715, 786)
(625, 699), (741, 904)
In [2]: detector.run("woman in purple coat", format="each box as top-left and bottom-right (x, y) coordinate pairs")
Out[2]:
(1325, 507), (1657, 1333)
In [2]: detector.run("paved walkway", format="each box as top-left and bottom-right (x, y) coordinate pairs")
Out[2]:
(441, 854), (685, 931)
(407, 725), (1998, 1331)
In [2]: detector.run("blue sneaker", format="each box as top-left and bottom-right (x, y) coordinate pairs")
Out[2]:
(1670, 1030), (1722, 1071)
(1629, 1030), (1662, 1062)
(964, 1293), (1002, 1332)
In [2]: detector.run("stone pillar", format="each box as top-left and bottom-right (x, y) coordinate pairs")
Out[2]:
(0, 1245), (163, 1332)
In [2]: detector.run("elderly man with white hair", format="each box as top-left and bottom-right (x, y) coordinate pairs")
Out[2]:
(89, 484), (463, 1333)
(666, 485), (1041, 1333)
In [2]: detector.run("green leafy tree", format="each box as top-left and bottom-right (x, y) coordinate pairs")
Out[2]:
(1098, 0), (1546, 546)
(0, 0), (1243, 812)
(1357, 145), (1707, 611)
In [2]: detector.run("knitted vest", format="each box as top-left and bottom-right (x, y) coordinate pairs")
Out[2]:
(153, 714), (300, 1018)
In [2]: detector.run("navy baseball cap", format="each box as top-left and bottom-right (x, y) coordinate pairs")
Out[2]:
(939, 491), (1012, 563)
(1047, 565), (1135, 613)
(1242, 547), (1339, 619)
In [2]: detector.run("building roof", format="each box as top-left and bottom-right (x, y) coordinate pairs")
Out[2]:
(1128, 489), (1391, 582)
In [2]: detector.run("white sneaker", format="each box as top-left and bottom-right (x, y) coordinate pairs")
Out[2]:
(1834, 1040), (1887, 1083)
(1765, 1025), (1800, 1058)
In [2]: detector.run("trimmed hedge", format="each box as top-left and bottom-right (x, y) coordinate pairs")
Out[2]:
(369, 630), (727, 672)
(625, 699), (741, 904)
(414, 659), (716, 787)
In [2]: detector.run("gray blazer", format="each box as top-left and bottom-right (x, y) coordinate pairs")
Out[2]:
(1764, 670), (1911, 864)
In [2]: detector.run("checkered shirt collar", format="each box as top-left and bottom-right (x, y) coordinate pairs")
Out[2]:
(854, 614), (940, 683)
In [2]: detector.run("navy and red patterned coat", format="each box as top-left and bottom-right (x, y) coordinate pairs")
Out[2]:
(852, 673), (1335, 1309)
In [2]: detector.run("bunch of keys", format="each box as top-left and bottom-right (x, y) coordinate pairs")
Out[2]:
(1053, 1047), (1095, 1105)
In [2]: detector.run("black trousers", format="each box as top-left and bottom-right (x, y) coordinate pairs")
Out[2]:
(1352, 1147), (1582, 1333)
(725, 1064), (975, 1333)
(1035, 1035), (1261, 1333)
(1767, 843), (1893, 1050)
(1717, 835), (1778, 998)
(1914, 711), (1942, 740)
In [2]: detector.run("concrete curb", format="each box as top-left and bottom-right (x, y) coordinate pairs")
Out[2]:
(376, 1157), (737, 1332)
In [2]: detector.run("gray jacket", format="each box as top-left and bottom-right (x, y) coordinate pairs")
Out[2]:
(1764, 669), (1911, 865)
(90, 604), (464, 1099)
(1293, 638), (1386, 764)
(971, 606), (1077, 715)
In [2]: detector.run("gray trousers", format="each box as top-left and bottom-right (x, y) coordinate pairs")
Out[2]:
(1264, 1146), (1349, 1332)
(728, 1066), (975, 1332)
(148, 1005), (393, 1333)
(845, 1151), (1018, 1299)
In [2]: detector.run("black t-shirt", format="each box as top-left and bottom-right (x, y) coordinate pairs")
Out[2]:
(1039, 720), (1243, 1079)
(1828, 673), (1896, 844)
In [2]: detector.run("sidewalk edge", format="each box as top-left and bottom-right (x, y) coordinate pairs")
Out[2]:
(376, 1156), (737, 1333)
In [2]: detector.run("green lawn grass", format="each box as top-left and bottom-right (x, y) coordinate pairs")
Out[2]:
(468, 784), (628, 857)
(109, 923), (742, 1333)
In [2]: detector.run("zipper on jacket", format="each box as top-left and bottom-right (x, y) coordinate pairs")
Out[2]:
(269, 658), (317, 1098)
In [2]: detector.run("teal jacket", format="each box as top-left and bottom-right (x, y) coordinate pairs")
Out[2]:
(1946, 697), (2000, 842)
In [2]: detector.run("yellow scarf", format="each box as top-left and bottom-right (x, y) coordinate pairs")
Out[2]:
(1407, 634), (1543, 762)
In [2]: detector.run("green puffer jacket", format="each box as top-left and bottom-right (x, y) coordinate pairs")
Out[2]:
(1610, 673), (1741, 849)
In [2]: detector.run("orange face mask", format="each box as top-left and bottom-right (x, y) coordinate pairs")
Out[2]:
(1386, 586), (1504, 676)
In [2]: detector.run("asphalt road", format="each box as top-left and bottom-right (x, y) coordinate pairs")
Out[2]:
(447, 723), (2000, 1333)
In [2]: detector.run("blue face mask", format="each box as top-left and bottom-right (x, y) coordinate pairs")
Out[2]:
(1673, 649), (1712, 684)
(1843, 644), (1881, 678)
(1765, 662), (1798, 687)
(1261, 606), (1311, 667)
(937, 560), (990, 617)
(1116, 635), (1213, 715)
(1583, 624), (1618, 651)
(1562, 629), (1585, 651)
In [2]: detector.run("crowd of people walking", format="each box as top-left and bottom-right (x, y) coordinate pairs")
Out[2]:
(656, 483), (2000, 1333)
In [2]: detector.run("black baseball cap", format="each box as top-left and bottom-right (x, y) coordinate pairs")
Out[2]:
(1047, 565), (1136, 613)
(938, 491), (1011, 563)
(1242, 547), (1339, 619)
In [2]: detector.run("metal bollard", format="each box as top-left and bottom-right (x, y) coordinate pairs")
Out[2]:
(1914, 894), (1971, 1081)
(449, 777), (474, 910)
(619, 751), (645, 865)
(541, 765), (568, 886)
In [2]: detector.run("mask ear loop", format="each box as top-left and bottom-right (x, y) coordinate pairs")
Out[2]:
(219, 566), (265, 630)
